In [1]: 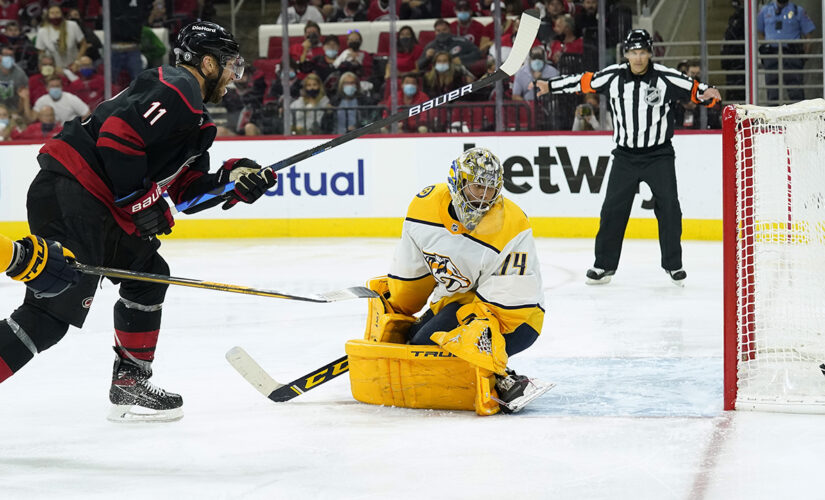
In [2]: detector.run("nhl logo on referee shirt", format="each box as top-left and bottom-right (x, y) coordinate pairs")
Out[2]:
(644, 87), (663, 105)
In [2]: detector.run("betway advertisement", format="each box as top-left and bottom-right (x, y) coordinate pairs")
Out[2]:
(0, 133), (723, 234)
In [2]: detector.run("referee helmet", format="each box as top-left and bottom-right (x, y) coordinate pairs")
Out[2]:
(624, 29), (653, 53)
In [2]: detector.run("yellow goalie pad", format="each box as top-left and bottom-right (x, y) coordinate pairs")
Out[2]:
(364, 276), (415, 343)
(429, 302), (508, 376)
(346, 339), (500, 416)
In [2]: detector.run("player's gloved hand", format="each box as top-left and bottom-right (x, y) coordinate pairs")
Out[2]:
(115, 182), (174, 239)
(218, 158), (278, 210)
(6, 235), (80, 298)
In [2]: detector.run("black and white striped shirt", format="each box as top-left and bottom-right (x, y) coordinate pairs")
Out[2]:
(549, 63), (715, 150)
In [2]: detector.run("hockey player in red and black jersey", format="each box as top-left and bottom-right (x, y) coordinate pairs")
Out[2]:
(0, 21), (277, 422)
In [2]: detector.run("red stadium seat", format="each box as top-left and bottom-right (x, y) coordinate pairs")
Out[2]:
(376, 32), (391, 57)
(253, 58), (280, 84)
(418, 30), (435, 47)
(268, 36), (305, 59)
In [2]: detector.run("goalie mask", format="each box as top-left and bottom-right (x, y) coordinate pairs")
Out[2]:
(447, 147), (503, 231)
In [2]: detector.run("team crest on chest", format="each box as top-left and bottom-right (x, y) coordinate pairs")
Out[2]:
(644, 86), (662, 105)
(423, 251), (471, 292)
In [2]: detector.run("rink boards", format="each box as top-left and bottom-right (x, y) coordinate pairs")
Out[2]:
(0, 131), (722, 239)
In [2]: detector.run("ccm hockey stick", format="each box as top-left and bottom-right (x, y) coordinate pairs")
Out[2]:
(226, 346), (349, 402)
(73, 262), (377, 303)
(174, 9), (541, 213)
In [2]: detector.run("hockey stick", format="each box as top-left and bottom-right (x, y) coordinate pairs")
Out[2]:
(72, 262), (377, 303)
(226, 346), (348, 402)
(173, 9), (541, 214)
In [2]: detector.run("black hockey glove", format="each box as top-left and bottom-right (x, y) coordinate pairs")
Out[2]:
(6, 235), (80, 298)
(115, 182), (174, 239)
(218, 158), (278, 210)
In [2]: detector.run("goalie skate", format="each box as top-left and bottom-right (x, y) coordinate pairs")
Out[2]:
(107, 357), (183, 423)
(493, 371), (555, 414)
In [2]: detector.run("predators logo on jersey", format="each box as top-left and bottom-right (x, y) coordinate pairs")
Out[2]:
(423, 251), (471, 292)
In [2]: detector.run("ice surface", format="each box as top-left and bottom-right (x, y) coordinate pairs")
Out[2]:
(1, 238), (822, 499)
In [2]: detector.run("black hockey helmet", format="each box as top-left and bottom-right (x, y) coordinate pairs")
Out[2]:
(175, 21), (244, 79)
(624, 29), (653, 53)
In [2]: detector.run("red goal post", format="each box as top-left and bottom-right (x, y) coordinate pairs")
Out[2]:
(723, 99), (825, 413)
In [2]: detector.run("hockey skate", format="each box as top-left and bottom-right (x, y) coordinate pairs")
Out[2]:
(108, 356), (183, 422)
(493, 370), (555, 414)
(585, 267), (615, 285)
(666, 268), (687, 287)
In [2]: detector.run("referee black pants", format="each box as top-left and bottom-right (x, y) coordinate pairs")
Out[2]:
(594, 144), (683, 272)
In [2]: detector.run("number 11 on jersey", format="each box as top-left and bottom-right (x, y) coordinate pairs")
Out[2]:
(143, 101), (167, 126)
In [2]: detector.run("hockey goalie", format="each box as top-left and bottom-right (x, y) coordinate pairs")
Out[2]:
(346, 147), (553, 415)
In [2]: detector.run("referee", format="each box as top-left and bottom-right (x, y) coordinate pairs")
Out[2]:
(536, 29), (721, 286)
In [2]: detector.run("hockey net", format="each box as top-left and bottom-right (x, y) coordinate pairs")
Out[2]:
(723, 99), (825, 413)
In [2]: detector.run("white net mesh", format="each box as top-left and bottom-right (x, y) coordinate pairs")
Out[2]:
(732, 99), (825, 412)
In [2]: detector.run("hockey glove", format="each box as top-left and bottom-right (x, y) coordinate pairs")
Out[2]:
(6, 235), (80, 298)
(115, 182), (174, 239)
(218, 158), (278, 210)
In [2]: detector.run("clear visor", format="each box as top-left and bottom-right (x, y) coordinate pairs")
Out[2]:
(223, 54), (245, 80)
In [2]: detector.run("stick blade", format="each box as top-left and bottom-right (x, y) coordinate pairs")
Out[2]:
(316, 286), (379, 302)
(500, 9), (542, 76)
(226, 346), (284, 396)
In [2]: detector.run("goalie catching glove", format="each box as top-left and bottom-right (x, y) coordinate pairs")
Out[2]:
(218, 158), (278, 210)
(430, 301), (508, 376)
(3, 234), (80, 298)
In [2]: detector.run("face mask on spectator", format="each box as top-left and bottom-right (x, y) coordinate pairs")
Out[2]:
(0, 118), (8, 130)
(457, 11), (471, 22)
(436, 32), (452, 43)
(348, 40), (361, 51)
(343, 84), (357, 97)
(435, 62), (450, 73)
(403, 83), (417, 96)
(399, 37), (413, 50)
(325, 48), (338, 59)
(305, 88), (320, 98)
(287, 69), (296, 79)
(49, 88), (62, 100)
(530, 59), (545, 71)
(79, 67), (95, 78)
(307, 32), (319, 45)
(42, 122), (55, 132)
(1, 56), (13, 69)
(41, 65), (55, 77)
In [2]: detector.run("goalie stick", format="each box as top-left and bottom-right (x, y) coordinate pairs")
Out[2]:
(72, 262), (377, 303)
(173, 9), (541, 214)
(226, 346), (349, 402)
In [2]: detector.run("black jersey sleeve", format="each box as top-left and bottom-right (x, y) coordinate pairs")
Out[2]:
(95, 69), (204, 200)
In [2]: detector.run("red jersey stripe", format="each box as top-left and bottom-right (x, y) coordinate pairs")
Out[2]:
(100, 116), (146, 148)
(0, 356), (13, 383)
(97, 136), (147, 156)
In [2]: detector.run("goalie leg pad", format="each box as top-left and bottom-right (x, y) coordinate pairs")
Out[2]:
(346, 339), (500, 416)
(364, 277), (415, 343)
(429, 302), (508, 376)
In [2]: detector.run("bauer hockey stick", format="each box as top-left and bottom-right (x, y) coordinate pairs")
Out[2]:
(226, 346), (348, 402)
(72, 262), (377, 303)
(173, 9), (541, 214)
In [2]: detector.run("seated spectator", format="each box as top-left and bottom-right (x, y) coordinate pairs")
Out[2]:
(548, 14), (582, 65)
(382, 72), (428, 133)
(303, 35), (340, 84)
(218, 65), (267, 136)
(289, 73), (330, 134)
(488, 16), (539, 64)
(277, 0), (325, 24)
(384, 25), (422, 79)
(572, 93), (608, 131)
(2, 21), (38, 75)
(0, 102), (11, 140)
(422, 50), (474, 97)
(0, 44), (27, 112)
(333, 30), (373, 80)
(0, 0), (19, 25)
(512, 46), (559, 101)
(574, 0), (597, 38)
(12, 104), (62, 140)
(267, 59), (302, 103)
(418, 19), (481, 72)
(330, 71), (378, 134)
(33, 75), (89, 124)
(66, 8), (102, 64)
(450, 0), (491, 52)
(66, 56), (104, 108)
(36, 5), (88, 69)
(368, 0), (401, 21)
(29, 54), (69, 103)
(329, 0), (368, 21)
(291, 21), (325, 68)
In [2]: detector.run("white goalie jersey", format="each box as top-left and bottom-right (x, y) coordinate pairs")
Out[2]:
(387, 183), (545, 335)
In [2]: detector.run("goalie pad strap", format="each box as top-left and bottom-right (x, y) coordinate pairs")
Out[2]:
(429, 302), (508, 376)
